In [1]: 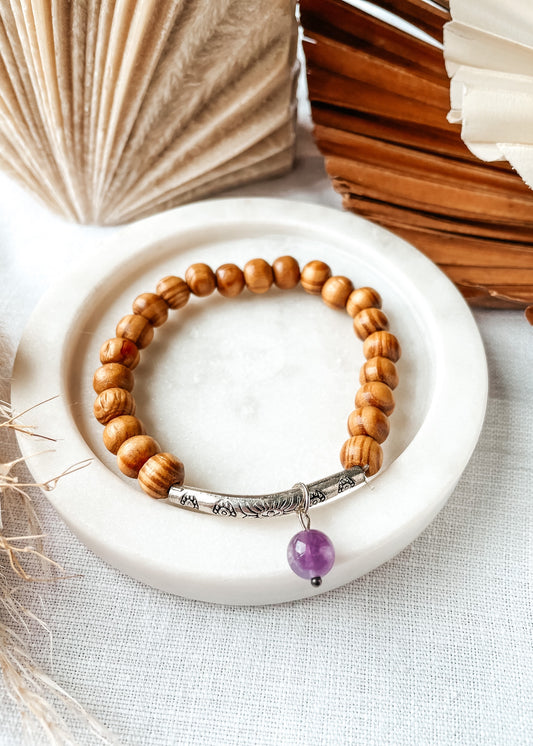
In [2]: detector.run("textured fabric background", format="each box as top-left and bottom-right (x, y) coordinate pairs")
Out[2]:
(0, 86), (532, 746)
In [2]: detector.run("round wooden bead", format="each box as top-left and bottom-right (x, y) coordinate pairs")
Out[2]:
(340, 435), (383, 476)
(272, 255), (300, 289)
(346, 287), (382, 317)
(347, 406), (389, 444)
(156, 275), (190, 309)
(132, 292), (168, 327)
(216, 263), (245, 298)
(93, 363), (134, 394)
(355, 381), (395, 416)
(116, 435), (161, 479)
(360, 356), (399, 390)
(321, 276), (354, 310)
(353, 307), (389, 341)
(300, 260), (331, 295)
(363, 331), (402, 362)
(99, 337), (140, 369)
(138, 452), (185, 498)
(185, 263), (216, 297)
(116, 314), (154, 349)
(243, 258), (274, 294)
(103, 415), (145, 455)
(93, 388), (136, 424)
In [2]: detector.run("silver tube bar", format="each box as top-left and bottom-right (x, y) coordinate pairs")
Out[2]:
(166, 465), (367, 518)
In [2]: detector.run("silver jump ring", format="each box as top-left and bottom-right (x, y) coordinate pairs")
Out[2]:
(293, 481), (311, 531)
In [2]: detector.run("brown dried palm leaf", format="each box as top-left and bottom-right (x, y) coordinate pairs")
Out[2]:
(300, 0), (533, 317)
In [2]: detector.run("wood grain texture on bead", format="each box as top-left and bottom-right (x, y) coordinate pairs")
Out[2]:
(347, 406), (390, 444)
(360, 357), (399, 390)
(346, 287), (382, 317)
(132, 292), (168, 327)
(300, 260), (331, 294)
(116, 314), (154, 349)
(103, 415), (145, 454)
(93, 387), (136, 424)
(272, 256), (300, 289)
(363, 331), (402, 362)
(355, 381), (395, 415)
(99, 337), (140, 369)
(116, 435), (161, 478)
(340, 435), (383, 476)
(138, 453), (185, 498)
(216, 263), (245, 298)
(353, 307), (389, 340)
(91, 258), (402, 502)
(93, 363), (134, 394)
(156, 275), (190, 309)
(243, 258), (274, 294)
(185, 263), (216, 297)
(321, 276), (354, 310)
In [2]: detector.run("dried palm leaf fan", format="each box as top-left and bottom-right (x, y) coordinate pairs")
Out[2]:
(0, 0), (298, 225)
(300, 0), (533, 311)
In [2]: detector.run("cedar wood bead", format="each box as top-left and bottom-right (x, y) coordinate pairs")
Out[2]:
(216, 263), (245, 298)
(100, 337), (140, 369)
(156, 275), (190, 309)
(340, 435), (383, 476)
(103, 415), (146, 455)
(355, 381), (395, 416)
(363, 331), (402, 362)
(300, 260), (331, 295)
(353, 307), (389, 341)
(360, 356), (399, 390)
(116, 435), (161, 478)
(272, 256), (300, 289)
(185, 263), (216, 297)
(93, 387), (136, 424)
(347, 406), (390, 444)
(116, 314), (154, 349)
(132, 292), (169, 327)
(93, 363), (134, 394)
(346, 287), (382, 317)
(321, 276), (354, 310)
(243, 258), (274, 294)
(93, 259), (400, 495)
(138, 453), (185, 498)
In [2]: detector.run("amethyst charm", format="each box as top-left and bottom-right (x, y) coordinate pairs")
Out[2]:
(287, 528), (335, 586)
(288, 482), (335, 586)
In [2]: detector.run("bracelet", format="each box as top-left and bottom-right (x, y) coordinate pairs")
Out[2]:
(92, 257), (401, 586)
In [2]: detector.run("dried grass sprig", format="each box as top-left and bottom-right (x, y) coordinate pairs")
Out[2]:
(0, 400), (117, 745)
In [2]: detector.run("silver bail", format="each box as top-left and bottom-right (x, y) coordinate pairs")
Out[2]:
(293, 481), (311, 531)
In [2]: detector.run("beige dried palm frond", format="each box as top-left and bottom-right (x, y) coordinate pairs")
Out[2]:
(0, 0), (298, 225)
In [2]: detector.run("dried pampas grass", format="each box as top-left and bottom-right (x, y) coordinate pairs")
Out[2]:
(0, 399), (115, 744)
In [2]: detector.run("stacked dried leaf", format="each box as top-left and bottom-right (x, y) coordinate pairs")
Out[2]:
(0, 0), (298, 225)
(300, 0), (533, 312)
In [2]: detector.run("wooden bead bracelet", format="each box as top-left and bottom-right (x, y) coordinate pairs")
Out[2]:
(92, 256), (401, 586)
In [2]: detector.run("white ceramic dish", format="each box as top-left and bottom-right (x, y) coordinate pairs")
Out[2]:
(12, 198), (487, 605)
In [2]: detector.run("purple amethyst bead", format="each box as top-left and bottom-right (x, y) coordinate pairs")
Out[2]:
(287, 529), (335, 582)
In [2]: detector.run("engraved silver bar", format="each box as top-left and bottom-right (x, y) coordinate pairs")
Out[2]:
(166, 465), (367, 518)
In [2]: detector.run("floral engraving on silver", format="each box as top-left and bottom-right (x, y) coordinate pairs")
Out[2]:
(338, 474), (357, 493)
(212, 498), (237, 517)
(310, 489), (327, 505)
(179, 493), (199, 510)
(167, 466), (367, 518)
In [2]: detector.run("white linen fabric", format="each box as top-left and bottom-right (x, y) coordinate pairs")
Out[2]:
(0, 94), (531, 745)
